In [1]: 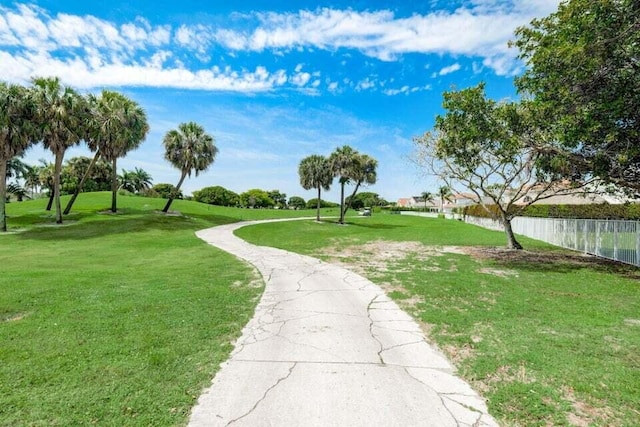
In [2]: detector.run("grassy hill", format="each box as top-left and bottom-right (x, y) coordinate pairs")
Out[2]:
(0, 192), (324, 426)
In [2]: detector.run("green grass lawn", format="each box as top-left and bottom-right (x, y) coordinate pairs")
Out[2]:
(237, 215), (640, 427)
(0, 192), (322, 426)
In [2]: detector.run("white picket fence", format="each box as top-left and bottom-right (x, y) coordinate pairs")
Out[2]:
(465, 216), (640, 267)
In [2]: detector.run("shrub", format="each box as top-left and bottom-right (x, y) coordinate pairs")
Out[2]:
(463, 202), (640, 220)
(239, 189), (274, 208)
(288, 196), (306, 210)
(305, 198), (339, 209)
(193, 186), (239, 206)
(150, 183), (182, 200)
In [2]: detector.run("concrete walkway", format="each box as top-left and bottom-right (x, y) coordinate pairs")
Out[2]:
(190, 220), (498, 427)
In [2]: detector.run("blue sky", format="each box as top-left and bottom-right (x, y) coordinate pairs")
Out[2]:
(0, 0), (559, 203)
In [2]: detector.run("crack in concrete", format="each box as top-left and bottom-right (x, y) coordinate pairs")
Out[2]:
(403, 367), (462, 427)
(379, 339), (427, 354)
(226, 362), (297, 426)
(367, 294), (386, 364)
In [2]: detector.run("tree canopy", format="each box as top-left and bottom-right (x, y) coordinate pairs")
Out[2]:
(514, 0), (640, 190)
(162, 122), (217, 213)
(299, 154), (333, 221)
(193, 185), (239, 206)
(32, 77), (89, 224)
(414, 83), (593, 249)
(0, 82), (35, 231)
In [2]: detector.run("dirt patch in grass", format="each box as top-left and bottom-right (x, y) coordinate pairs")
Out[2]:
(1, 312), (29, 322)
(462, 247), (640, 279)
(563, 387), (615, 427)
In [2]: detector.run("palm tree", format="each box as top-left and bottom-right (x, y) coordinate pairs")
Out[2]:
(23, 163), (42, 197)
(7, 182), (30, 202)
(128, 167), (153, 194)
(92, 91), (148, 213)
(343, 153), (377, 214)
(162, 122), (217, 213)
(298, 155), (333, 221)
(0, 82), (36, 231)
(329, 145), (358, 224)
(421, 191), (434, 212)
(119, 169), (136, 193)
(38, 160), (55, 211)
(438, 185), (452, 214)
(6, 157), (29, 180)
(32, 77), (88, 224)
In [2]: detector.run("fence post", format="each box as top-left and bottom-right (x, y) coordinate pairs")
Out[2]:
(613, 221), (619, 260)
(636, 222), (640, 267)
(596, 221), (601, 257)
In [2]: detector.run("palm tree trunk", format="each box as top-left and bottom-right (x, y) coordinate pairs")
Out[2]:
(343, 180), (362, 215)
(54, 151), (64, 224)
(0, 160), (8, 232)
(111, 158), (118, 213)
(64, 150), (100, 215)
(339, 181), (345, 224)
(316, 186), (321, 222)
(162, 171), (187, 213)
(46, 190), (54, 211)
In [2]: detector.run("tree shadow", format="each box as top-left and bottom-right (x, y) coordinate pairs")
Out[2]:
(341, 219), (407, 230)
(15, 209), (240, 241)
(467, 246), (640, 280)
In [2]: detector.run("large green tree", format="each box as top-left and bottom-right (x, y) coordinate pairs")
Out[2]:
(0, 82), (36, 231)
(298, 154), (333, 221)
(193, 185), (239, 206)
(62, 156), (112, 194)
(414, 83), (593, 250)
(239, 189), (274, 208)
(514, 0), (640, 190)
(162, 122), (217, 213)
(32, 77), (88, 224)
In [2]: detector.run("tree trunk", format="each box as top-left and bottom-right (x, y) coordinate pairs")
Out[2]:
(111, 158), (118, 213)
(339, 181), (345, 224)
(343, 180), (362, 215)
(316, 186), (321, 222)
(53, 150), (64, 224)
(162, 171), (187, 213)
(503, 217), (523, 250)
(64, 150), (100, 215)
(0, 160), (8, 232)
(46, 190), (54, 211)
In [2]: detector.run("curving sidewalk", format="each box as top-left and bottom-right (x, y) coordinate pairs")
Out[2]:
(190, 219), (498, 427)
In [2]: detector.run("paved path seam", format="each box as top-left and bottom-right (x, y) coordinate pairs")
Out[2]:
(189, 219), (499, 427)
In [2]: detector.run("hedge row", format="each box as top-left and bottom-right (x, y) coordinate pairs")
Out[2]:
(463, 203), (640, 220)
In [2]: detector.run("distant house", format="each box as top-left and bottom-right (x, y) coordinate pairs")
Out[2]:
(396, 196), (439, 211)
(510, 182), (636, 206)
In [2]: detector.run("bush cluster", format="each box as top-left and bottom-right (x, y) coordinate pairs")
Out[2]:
(463, 203), (640, 220)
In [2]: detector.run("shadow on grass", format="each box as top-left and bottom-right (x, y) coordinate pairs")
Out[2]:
(467, 247), (640, 280)
(344, 219), (407, 230)
(15, 209), (241, 241)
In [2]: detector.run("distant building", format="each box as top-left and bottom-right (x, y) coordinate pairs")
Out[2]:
(396, 196), (439, 211)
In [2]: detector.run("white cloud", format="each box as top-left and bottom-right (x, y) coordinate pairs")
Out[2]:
(0, 1), (560, 92)
(0, 50), (289, 92)
(290, 71), (311, 86)
(437, 62), (461, 76)
(356, 77), (376, 91)
(211, 3), (559, 75)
